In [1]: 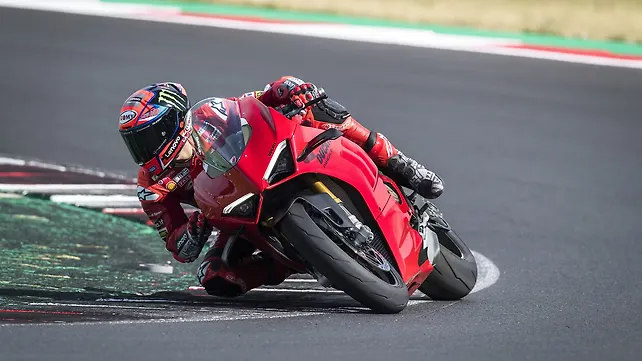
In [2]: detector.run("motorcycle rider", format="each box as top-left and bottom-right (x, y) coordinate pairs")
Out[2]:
(118, 77), (444, 298)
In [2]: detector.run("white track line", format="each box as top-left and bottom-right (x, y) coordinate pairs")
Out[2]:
(408, 250), (499, 305)
(0, 251), (499, 327)
(0, 184), (136, 192)
(0, 157), (26, 166)
(27, 302), (165, 310)
(0, 0), (639, 69)
(283, 278), (317, 283)
(252, 288), (343, 294)
(469, 251), (501, 294)
(48, 194), (140, 207)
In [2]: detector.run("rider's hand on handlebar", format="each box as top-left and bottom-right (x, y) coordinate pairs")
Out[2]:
(274, 77), (325, 108)
(290, 83), (325, 108)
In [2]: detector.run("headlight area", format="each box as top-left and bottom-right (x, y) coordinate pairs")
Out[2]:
(222, 193), (258, 218)
(263, 139), (295, 185)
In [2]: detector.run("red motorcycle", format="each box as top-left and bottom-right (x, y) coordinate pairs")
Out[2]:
(188, 95), (477, 313)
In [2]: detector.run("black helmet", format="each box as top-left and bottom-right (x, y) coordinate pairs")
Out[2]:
(118, 82), (191, 177)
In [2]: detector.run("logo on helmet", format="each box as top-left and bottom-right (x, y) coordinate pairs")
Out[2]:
(158, 90), (185, 110)
(140, 106), (164, 122)
(120, 110), (138, 124)
(163, 136), (183, 159)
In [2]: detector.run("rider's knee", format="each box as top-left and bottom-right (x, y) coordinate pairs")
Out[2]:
(202, 276), (245, 298)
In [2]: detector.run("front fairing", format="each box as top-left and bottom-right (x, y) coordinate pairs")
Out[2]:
(191, 97), (295, 229)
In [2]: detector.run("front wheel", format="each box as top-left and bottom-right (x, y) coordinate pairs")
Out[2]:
(419, 226), (477, 300)
(278, 203), (409, 314)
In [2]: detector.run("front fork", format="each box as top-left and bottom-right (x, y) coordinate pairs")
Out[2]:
(306, 177), (374, 246)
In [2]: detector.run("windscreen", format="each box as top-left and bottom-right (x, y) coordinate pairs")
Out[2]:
(188, 97), (252, 178)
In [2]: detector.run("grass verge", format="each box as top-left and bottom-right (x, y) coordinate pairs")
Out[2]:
(164, 0), (642, 44)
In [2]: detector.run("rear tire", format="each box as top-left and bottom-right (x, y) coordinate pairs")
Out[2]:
(419, 228), (477, 300)
(278, 203), (409, 313)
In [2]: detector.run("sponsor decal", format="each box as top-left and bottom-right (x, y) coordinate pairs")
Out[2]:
(119, 110), (137, 124)
(158, 228), (168, 240)
(163, 136), (183, 159)
(153, 218), (165, 229)
(239, 90), (265, 99)
(127, 96), (142, 103)
(183, 123), (191, 135)
(184, 112), (192, 132)
(283, 77), (305, 88)
(209, 98), (228, 120)
(197, 261), (210, 284)
(267, 142), (277, 156)
(166, 181), (177, 191)
(173, 168), (190, 187)
(176, 233), (189, 250)
(137, 186), (160, 201)
(321, 117), (352, 131)
(303, 141), (333, 167)
(158, 90), (185, 110)
(140, 106), (163, 121)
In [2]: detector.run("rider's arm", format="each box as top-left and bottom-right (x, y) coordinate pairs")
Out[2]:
(137, 168), (199, 263)
(140, 189), (192, 262)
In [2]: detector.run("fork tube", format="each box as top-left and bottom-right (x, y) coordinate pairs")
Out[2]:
(310, 179), (342, 204)
(307, 177), (368, 232)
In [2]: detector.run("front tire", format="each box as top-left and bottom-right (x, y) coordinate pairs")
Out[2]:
(419, 227), (477, 300)
(278, 203), (409, 314)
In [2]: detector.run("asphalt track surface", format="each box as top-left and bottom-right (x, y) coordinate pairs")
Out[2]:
(2, 6), (642, 361)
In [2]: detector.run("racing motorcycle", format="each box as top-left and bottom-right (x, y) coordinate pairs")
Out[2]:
(189, 95), (477, 313)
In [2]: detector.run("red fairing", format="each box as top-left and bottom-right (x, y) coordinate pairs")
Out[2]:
(192, 96), (434, 285)
(288, 125), (433, 283)
(374, 180), (434, 286)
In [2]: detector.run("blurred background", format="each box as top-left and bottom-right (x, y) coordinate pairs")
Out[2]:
(160, 0), (642, 43)
(1, 1), (641, 360)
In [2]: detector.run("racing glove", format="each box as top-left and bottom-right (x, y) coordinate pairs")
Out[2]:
(259, 76), (325, 108)
(176, 211), (214, 263)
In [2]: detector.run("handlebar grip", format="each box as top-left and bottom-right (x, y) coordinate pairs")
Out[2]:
(283, 94), (328, 118)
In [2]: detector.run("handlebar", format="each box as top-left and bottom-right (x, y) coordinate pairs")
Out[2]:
(283, 93), (329, 119)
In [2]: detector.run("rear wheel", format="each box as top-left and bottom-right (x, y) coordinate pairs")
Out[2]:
(278, 203), (409, 313)
(419, 227), (477, 300)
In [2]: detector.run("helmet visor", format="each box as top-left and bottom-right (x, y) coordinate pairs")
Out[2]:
(121, 109), (180, 165)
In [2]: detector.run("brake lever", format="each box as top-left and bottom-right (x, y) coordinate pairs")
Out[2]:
(283, 93), (329, 118)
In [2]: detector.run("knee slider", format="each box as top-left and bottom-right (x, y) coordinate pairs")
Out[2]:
(203, 277), (244, 298)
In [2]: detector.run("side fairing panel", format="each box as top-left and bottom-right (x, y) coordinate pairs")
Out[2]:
(290, 126), (427, 281)
(290, 128), (389, 219)
(376, 189), (432, 282)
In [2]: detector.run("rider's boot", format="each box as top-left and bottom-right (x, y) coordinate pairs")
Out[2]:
(309, 99), (444, 199)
